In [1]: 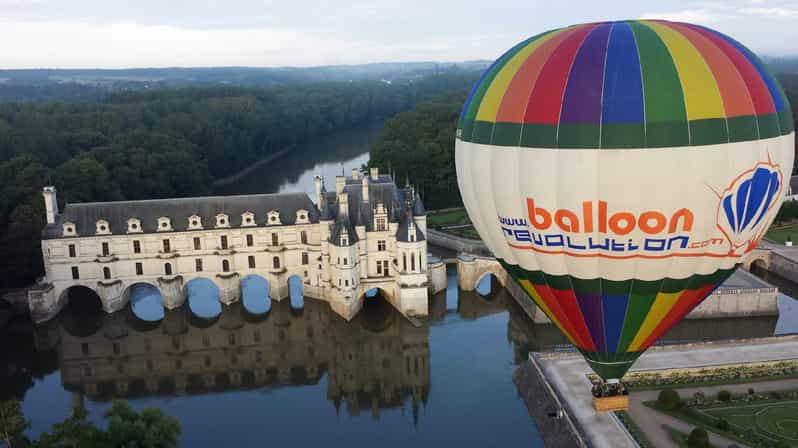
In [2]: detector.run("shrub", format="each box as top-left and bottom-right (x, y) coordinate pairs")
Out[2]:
(657, 389), (681, 410)
(716, 419), (730, 430)
(717, 390), (732, 401)
(687, 427), (709, 448)
(770, 391), (782, 399)
(748, 387), (755, 395)
(775, 441), (791, 448)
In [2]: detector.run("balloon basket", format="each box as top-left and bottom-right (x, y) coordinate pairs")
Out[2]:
(592, 395), (629, 412)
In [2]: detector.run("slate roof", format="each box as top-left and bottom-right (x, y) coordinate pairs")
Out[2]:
(43, 193), (319, 239)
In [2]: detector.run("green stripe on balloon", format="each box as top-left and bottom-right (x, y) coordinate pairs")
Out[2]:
(578, 348), (643, 380)
(727, 115), (760, 143)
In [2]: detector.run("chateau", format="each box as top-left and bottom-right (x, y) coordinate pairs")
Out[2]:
(29, 168), (446, 323)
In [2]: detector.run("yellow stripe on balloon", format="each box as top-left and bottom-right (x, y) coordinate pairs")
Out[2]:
(642, 21), (726, 121)
(475, 30), (564, 123)
(518, 279), (578, 346)
(628, 291), (682, 351)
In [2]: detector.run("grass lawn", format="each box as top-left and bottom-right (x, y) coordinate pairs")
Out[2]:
(701, 400), (798, 442)
(426, 209), (471, 228)
(766, 223), (798, 244)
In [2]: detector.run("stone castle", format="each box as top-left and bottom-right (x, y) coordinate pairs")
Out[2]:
(29, 167), (447, 323)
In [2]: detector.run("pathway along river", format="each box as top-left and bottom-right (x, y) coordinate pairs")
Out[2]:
(1, 124), (796, 446)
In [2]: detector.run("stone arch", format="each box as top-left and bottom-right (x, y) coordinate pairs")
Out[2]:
(58, 284), (103, 312)
(58, 285), (104, 337)
(184, 277), (222, 319)
(472, 262), (508, 292)
(241, 274), (271, 315)
(122, 282), (165, 322)
(359, 288), (397, 334)
(744, 249), (770, 271)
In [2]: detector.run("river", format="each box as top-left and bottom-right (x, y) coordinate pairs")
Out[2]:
(2, 124), (797, 446)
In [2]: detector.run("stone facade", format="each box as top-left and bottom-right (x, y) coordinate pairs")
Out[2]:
(31, 168), (436, 323)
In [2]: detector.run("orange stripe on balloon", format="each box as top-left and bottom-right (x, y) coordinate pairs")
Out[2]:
(552, 287), (597, 351)
(507, 242), (741, 259)
(518, 280), (578, 346)
(661, 21), (755, 118)
(495, 27), (574, 123)
(531, 282), (592, 350)
(638, 284), (715, 350)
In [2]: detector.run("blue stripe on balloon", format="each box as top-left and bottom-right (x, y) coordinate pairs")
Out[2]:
(723, 195), (736, 232)
(735, 179), (751, 231)
(601, 21), (645, 124)
(602, 293), (629, 353)
(753, 172), (780, 228)
(742, 167), (772, 231)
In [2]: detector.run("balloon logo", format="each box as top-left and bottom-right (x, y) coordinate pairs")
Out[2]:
(717, 160), (782, 253)
(455, 20), (794, 381)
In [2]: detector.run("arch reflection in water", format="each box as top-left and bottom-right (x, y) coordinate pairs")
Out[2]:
(58, 286), (104, 338)
(128, 284), (165, 322)
(185, 278), (222, 319)
(53, 294), (431, 418)
(288, 275), (303, 311)
(241, 275), (271, 315)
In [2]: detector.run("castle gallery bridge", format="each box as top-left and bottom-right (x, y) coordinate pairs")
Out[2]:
(27, 168), (448, 323)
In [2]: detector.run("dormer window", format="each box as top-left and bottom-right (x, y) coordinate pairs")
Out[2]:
(241, 212), (255, 227)
(340, 231), (349, 246)
(188, 215), (203, 230)
(127, 218), (142, 233)
(267, 210), (281, 225)
(215, 213), (230, 228)
(295, 209), (309, 224)
(96, 220), (111, 235)
(157, 217), (172, 232)
(63, 222), (76, 237)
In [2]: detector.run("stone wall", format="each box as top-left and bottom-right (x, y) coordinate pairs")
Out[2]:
(426, 229), (490, 256)
(767, 250), (798, 281)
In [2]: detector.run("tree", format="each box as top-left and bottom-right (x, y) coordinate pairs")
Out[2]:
(0, 401), (28, 448)
(103, 400), (181, 448)
(657, 389), (681, 410)
(717, 390), (732, 402)
(686, 427), (709, 448)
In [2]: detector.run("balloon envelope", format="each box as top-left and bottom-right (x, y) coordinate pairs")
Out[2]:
(455, 20), (794, 380)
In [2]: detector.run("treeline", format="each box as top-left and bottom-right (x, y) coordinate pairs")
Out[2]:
(0, 73), (479, 288)
(368, 92), (467, 210)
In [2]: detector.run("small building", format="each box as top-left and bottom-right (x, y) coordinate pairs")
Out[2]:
(29, 168), (445, 323)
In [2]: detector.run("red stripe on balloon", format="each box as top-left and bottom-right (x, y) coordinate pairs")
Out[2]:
(531, 283), (592, 350)
(523, 23), (598, 124)
(552, 287), (597, 351)
(638, 284), (716, 350)
(682, 23), (775, 115)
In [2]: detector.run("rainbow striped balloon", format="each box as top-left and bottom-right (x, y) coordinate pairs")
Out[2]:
(458, 20), (793, 149)
(455, 20), (794, 380)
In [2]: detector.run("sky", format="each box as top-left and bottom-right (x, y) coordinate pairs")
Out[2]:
(0, 0), (796, 69)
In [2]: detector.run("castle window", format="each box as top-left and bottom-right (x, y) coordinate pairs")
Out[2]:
(302, 252), (308, 265)
(296, 209), (309, 224)
(96, 219), (110, 235)
(63, 222), (76, 236)
(377, 240), (386, 251)
(241, 212), (255, 227)
(157, 217), (172, 231)
(103, 267), (111, 279)
(271, 233), (278, 246)
(410, 233), (415, 242)
(341, 235), (348, 246)
(246, 234), (254, 247)
(411, 254), (416, 271)
(267, 210), (281, 225)
(345, 279), (349, 287)
(301, 231), (307, 244)
(102, 242), (109, 256)
(164, 263), (172, 276)
(162, 239), (171, 253)
(194, 237), (201, 250)
(188, 215), (202, 230)
(136, 263), (143, 276)
(222, 259), (230, 272)
(195, 258), (203, 272)
(273, 257), (280, 269)
(68, 244), (76, 258)
(382, 261), (389, 276)
(71, 266), (80, 280)
(403, 253), (407, 272)
(220, 235), (228, 250)
(248, 256), (256, 268)
(229, 334), (236, 346)
(81, 343), (89, 355)
(113, 343), (120, 355)
(343, 257), (347, 265)
(215, 214), (230, 228)
(376, 217), (387, 231)
(377, 262), (382, 275)
(133, 240), (141, 254)
(127, 218), (142, 233)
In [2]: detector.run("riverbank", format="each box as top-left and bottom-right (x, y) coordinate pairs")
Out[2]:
(211, 147), (293, 187)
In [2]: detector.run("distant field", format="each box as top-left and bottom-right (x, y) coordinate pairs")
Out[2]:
(701, 400), (798, 443)
(427, 209), (471, 228)
(765, 224), (798, 244)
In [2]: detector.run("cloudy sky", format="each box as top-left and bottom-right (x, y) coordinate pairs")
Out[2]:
(1, 0), (796, 68)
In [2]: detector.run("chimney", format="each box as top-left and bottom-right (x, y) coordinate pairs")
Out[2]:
(314, 175), (323, 206)
(338, 192), (349, 217)
(361, 176), (370, 202)
(335, 176), (346, 195)
(370, 167), (379, 180)
(351, 168), (359, 180)
(43, 186), (58, 224)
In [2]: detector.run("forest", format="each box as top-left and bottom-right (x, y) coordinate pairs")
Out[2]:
(0, 72), (479, 288)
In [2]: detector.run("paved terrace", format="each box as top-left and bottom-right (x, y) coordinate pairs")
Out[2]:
(536, 335), (798, 448)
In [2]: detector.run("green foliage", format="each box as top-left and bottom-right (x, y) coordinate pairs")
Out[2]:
(715, 419), (729, 430)
(369, 92), (467, 210)
(717, 390), (732, 402)
(0, 74), (477, 288)
(0, 399), (180, 448)
(774, 440), (791, 448)
(658, 388), (682, 410)
(686, 427), (709, 448)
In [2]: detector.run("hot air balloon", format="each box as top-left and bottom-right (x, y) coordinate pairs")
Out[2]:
(455, 20), (794, 385)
